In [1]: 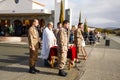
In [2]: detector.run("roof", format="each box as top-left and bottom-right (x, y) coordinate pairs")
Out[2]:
(0, 0), (51, 15)
(32, 0), (45, 7)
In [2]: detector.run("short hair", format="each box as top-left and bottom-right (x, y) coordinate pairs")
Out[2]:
(48, 22), (53, 26)
(57, 22), (61, 26)
(78, 22), (83, 26)
(33, 19), (39, 22)
(31, 19), (39, 26)
(63, 20), (69, 25)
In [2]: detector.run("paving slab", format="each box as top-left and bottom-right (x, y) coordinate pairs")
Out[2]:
(0, 43), (92, 80)
(79, 36), (120, 80)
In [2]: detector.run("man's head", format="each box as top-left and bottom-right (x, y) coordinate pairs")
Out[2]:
(48, 22), (53, 29)
(78, 22), (83, 28)
(33, 19), (39, 27)
(57, 22), (62, 29)
(63, 20), (69, 29)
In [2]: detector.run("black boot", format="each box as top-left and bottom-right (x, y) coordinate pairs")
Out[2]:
(33, 67), (40, 73)
(58, 70), (67, 77)
(44, 59), (50, 67)
(28, 67), (36, 74)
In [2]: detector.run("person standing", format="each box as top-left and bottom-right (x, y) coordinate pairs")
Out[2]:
(40, 22), (57, 66)
(4, 24), (9, 36)
(54, 22), (62, 37)
(89, 31), (95, 44)
(57, 20), (69, 77)
(28, 19), (40, 74)
(74, 23), (86, 62)
(9, 24), (14, 36)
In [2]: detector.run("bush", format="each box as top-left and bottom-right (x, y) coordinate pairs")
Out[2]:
(116, 32), (120, 36)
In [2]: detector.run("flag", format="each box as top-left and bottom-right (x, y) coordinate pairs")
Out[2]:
(59, 0), (64, 24)
(79, 11), (81, 23)
(84, 18), (88, 33)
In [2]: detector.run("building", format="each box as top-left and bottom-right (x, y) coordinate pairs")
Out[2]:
(0, 0), (71, 36)
(0, 0), (53, 27)
(88, 26), (96, 32)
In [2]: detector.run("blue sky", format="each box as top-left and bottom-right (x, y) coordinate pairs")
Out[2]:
(37, 0), (120, 28)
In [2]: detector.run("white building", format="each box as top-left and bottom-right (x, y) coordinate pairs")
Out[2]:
(0, 0), (72, 36)
(0, 0), (52, 27)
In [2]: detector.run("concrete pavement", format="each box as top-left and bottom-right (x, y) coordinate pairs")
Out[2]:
(107, 35), (120, 44)
(79, 36), (120, 80)
(0, 43), (92, 80)
(0, 35), (120, 80)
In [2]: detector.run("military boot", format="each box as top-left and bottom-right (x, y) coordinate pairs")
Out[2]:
(33, 66), (40, 73)
(28, 67), (36, 74)
(58, 69), (67, 77)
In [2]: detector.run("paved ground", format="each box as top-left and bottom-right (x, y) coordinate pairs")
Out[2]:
(79, 35), (120, 80)
(0, 43), (29, 67)
(0, 35), (120, 80)
(0, 42), (92, 80)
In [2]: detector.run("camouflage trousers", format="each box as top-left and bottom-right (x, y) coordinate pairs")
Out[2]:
(76, 45), (82, 57)
(58, 50), (67, 70)
(29, 48), (38, 67)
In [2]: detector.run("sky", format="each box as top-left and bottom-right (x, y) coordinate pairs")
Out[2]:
(37, 0), (120, 28)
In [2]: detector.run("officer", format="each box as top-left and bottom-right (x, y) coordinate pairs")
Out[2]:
(57, 20), (69, 77)
(28, 19), (40, 74)
(74, 22), (86, 62)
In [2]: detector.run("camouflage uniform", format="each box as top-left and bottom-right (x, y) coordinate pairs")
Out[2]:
(28, 26), (39, 67)
(57, 28), (68, 70)
(74, 28), (83, 57)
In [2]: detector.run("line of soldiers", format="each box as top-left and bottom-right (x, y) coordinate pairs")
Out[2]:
(28, 19), (86, 77)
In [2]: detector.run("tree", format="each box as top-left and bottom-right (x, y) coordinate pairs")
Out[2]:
(96, 28), (103, 32)
(84, 19), (88, 33)
(59, 0), (64, 24)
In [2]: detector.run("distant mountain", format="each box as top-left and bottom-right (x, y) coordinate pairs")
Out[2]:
(104, 27), (120, 30)
(113, 28), (120, 35)
(87, 25), (120, 30)
(113, 28), (120, 30)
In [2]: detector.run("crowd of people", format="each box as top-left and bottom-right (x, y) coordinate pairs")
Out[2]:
(0, 18), (102, 77)
(69, 27), (102, 45)
(28, 19), (89, 77)
(0, 23), (30, 36)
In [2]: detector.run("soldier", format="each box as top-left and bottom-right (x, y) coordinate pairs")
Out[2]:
(74, 22), (86, 62)
(54, 22), (62, 37)
(28, 19), (40, 74)
(57, 20), (69, 77)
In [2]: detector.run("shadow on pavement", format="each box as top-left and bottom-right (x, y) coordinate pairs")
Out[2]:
(40, 71), (58, 76)
(0, 54), (51, 73)
(0, 43), (28, 48)
(0, 65), (58, 76)
(0, 54), (29, 67)
(0, 66), (28, 72)
(1, 55), (28, 62)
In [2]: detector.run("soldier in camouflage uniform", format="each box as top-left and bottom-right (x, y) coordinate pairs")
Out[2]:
(28, 19), (40, 74)
(57, 20), (69, 77)
(74, 23), (85, 62)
